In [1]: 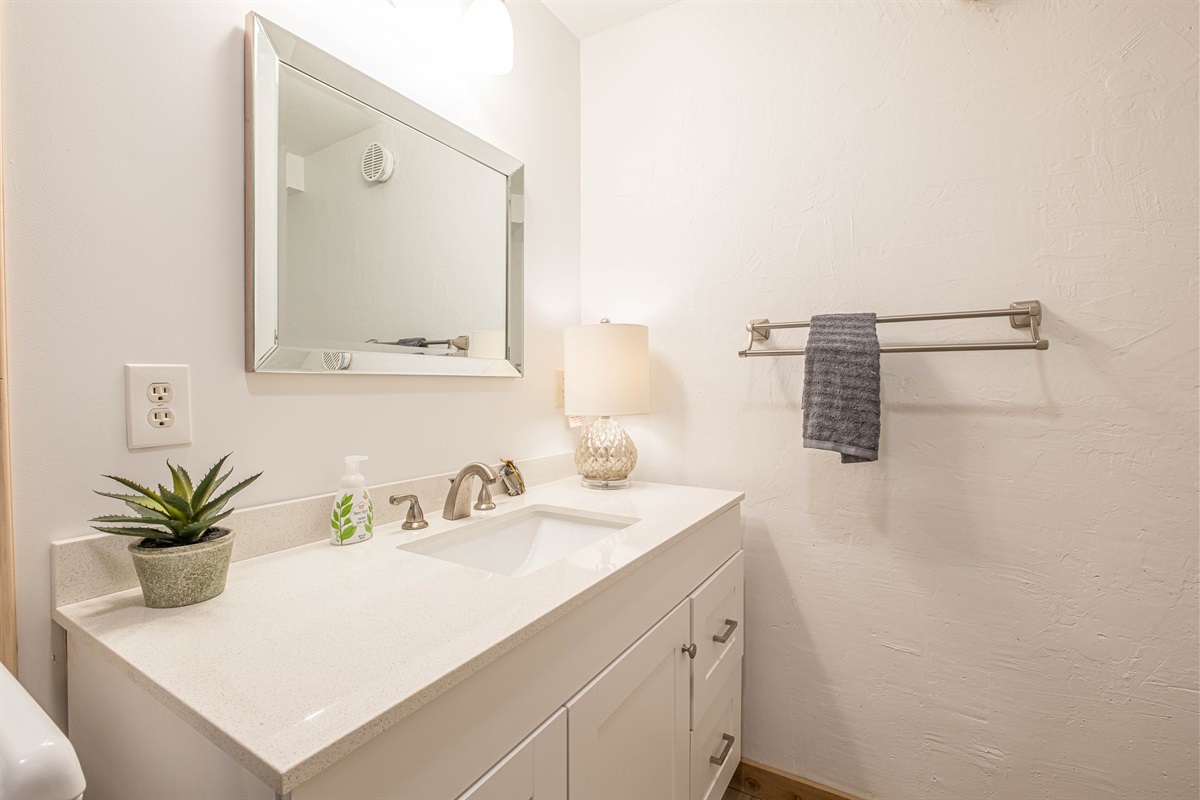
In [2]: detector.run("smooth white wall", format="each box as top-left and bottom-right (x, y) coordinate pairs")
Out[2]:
(4, 0), (579, 723)
(285, 122), (506, 347)
(582, 2), (1198, 798)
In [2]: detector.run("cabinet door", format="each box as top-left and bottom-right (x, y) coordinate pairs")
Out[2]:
(458, 709), (567, 800)
(689, 552), (744, 725)
(567, 601), (690, 800)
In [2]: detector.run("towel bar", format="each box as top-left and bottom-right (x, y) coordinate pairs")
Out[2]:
(738, 301), (1049, 357)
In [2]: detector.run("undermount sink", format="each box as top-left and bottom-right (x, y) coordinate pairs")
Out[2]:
(399, 505), (638, 577)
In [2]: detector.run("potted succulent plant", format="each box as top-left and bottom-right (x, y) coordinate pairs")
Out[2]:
(90, 454), (261, 608)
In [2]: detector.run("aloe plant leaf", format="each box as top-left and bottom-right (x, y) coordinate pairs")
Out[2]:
(91, 526), (175, 540)
(191, 454), (230, 508)
(210, 470), (230, 496)
(122, 499), (170, 519)
(198, 470), (231, 509)
(167, 460), (193, 501)
(96, 491), (167, 516)
(91, 515), (168, 525)
(103, 476), (163, 504)
(176, 509), (234, 537)
(178, 464), (194, 495)
(195, 472), (261, 519)
(159, 518), (188, 534)
(158, 487), (193, 520)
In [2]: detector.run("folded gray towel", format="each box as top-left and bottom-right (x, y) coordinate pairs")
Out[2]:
(391, 338), (428, 348)
(802, 313), (880, 463)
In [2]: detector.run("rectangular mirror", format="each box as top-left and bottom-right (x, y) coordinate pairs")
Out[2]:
(245, 13), (524, 376)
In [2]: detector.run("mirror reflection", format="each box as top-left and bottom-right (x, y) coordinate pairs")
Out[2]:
(246, 14), (523, 376)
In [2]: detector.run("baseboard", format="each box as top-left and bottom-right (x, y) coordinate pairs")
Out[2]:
(731, 758), (864, 800)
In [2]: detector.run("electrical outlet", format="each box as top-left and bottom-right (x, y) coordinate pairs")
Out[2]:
(147, 382), (174, 404)
(126, 364), (192, 449)
(147, 408), (175, 428)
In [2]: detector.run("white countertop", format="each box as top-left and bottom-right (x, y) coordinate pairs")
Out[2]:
(53, 478), (743, 794)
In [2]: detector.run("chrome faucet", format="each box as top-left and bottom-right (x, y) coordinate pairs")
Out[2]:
(443, 462), (499, 521)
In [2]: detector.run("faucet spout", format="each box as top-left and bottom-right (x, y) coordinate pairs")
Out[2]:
(443, 462), (499, 521)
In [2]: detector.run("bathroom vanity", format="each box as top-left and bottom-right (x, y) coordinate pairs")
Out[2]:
(53, 18), (745, 798)
(54, 479), (744, 799)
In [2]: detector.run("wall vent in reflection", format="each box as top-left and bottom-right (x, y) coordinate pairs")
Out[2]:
(361, 142), (395, 183)
(300, 350), (352, 371)
(322, 351), (352, 371)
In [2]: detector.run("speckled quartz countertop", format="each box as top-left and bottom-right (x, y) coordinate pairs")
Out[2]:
(53, 478), (743, 795)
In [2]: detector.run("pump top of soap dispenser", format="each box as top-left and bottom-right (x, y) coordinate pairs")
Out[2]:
(341, 455), (368, 490)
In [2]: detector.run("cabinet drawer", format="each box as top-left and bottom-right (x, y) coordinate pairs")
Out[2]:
(689, 551), (744, 724)
(690, 660), (742, 800)
(458, 709), (566, 800)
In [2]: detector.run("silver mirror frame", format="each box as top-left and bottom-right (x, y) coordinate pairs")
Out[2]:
(244, 13), (524, 377)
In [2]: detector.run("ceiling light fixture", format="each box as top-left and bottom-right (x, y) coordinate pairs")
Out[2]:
(461, 0), (513, 76)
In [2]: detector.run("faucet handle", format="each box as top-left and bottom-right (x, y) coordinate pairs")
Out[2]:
(498, 459), (526, 496)
(389, 494), (429, 530)
(474, 482), (496, 512)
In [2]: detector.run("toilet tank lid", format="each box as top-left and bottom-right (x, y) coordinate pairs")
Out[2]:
(0, 664), (86, 800)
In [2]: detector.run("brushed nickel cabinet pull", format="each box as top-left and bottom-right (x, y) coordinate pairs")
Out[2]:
(682, 643), (697, 659)
(713, 619), (738, 644)
(710, 733), (735, 766)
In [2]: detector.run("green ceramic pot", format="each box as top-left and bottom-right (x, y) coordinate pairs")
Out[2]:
(128, 528), (235, 609)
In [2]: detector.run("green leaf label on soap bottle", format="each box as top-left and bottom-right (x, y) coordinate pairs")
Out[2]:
(332, 493), (359, 543)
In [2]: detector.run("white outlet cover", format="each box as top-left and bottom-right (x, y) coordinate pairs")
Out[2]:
(125, 364), (192, 449)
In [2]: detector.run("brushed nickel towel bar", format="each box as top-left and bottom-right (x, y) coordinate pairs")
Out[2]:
(739, 300), (1049, 357)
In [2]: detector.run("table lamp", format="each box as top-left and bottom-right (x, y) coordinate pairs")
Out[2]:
(563, 319), (650, 489)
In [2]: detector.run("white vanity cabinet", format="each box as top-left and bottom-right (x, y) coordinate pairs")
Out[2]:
(458, 553), (743, 800)
(63, 496), (744, 800)
(565, 551), (744, 800)
(293, 506), (744, 800)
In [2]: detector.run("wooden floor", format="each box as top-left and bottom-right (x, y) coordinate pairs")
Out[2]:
(724, 759), (863, 800)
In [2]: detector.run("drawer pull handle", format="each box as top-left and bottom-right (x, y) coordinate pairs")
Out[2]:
(713, 619), (738, 644)
(710, 733), (735, 766)
(682, 643), (697, 659)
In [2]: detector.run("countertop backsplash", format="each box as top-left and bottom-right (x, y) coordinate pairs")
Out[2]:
(51, 453), (575, 608)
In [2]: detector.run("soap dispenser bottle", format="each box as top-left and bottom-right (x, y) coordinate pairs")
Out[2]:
(330, 455), (373, 545)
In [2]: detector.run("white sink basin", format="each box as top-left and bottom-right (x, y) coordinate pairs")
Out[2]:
(399, 505), (637, 577)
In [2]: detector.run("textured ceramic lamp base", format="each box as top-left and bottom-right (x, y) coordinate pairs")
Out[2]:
(575, 416), (637, 490)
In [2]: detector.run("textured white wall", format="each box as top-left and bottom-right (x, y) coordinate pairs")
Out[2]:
(582, 2), (1198, 798)
(4, 0), (579, 723)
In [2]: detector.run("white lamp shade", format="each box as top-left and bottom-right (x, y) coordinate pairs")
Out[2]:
(564, 323), (650, 417)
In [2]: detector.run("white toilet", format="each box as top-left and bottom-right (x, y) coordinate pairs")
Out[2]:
(0, 664), (86, 800)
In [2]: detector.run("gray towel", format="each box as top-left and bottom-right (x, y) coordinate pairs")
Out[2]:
(802, 313), (880, 463)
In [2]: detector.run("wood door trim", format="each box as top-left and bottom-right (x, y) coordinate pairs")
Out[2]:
(731, 759), (866, 800)
(0, 0), (15, 677)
